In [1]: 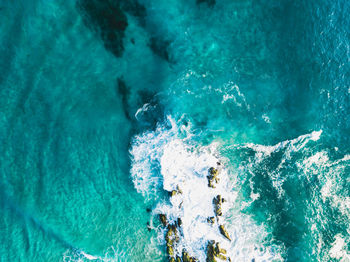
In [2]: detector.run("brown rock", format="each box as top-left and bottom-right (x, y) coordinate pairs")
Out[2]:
(213, 195), (223, 216)
(219, 225), (231, 241)
(206, 240), (217, 262)
(159, 214), (168, 226)
(170, 185), (183, 197)
(177, 217), (183, 227)
(207, 167), (219, 188)
(167, 245), (174, 257)
(170, 190), (177, 197)
(182, 250), (191, 262)
(182, 250), (197, 262)
(207, 217), (215, 224)
(207, 240), (228, 262)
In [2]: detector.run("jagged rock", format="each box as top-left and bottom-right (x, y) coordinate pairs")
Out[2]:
(182, 250), (191, 262)
(182, 250), (197, 262)
(215, 242), (227, 255)
(159, 214), (168, 226)
(207, 217), (215, 224)
(167, 245), (174, 257)
(213, 195), (223, 216)
(216, 253), (227, 260)
(170, 185), (183, 197)
(165, 224), (180, 259)
(206, 240), (228, 262)
(166, 224), (180, 251)
(219, 225), (231, 241)
(177, 217), (182, 227)
(207, 167), (219, 188)
(206, 240), (217, 262)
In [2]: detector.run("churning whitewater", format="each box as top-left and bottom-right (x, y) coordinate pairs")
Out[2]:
(131, 117), (285, 261)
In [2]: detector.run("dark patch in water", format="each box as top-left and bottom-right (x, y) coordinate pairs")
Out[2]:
(78, 0), (128, 57)
(149, 37), (172, 62)
(117, 78), (132, 120)
(116, 78), (164, 132)
(119, 0), (147, 25)
(77, 0), (147, 57)
(196, 0), (216, 7)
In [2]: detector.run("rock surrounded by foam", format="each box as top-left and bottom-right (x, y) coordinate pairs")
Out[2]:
(158, 160), (232, 261)
(130, 119), (284, 261)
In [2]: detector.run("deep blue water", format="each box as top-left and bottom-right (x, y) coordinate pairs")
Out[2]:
(0, 0), (349, 261)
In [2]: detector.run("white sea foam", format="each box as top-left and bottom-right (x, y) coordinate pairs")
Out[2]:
(239, 130), (323, 197)
(329, 234), (350, 261)
(130, 116), (283, 261)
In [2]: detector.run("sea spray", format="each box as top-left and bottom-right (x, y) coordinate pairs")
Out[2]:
(130, 117), (283, 261)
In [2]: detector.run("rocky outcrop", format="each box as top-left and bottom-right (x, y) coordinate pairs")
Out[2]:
(159, 214), (168, 226)
(207, 217), (215, 224)
(182, 250), (198, 262)
(170, 185), (183, 197)
(213, 195), (224, 216)
(219, 225), (231, 241)
(165, 224), (179, 259)
(177, 217), (182, 227)
(206, 240), (229, 262)
(207, 167), (219, 188)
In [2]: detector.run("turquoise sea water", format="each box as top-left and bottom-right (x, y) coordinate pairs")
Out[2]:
(0, 0), (349, 261)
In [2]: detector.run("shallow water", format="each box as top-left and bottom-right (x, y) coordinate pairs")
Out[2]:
(0, 0), (349, 261)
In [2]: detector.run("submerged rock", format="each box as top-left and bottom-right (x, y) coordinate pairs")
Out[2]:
(78, 0), (128, 57)
(197, 0), (216, 7)
(159, 214), (168, 226)
(219, 225), (231, 241)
